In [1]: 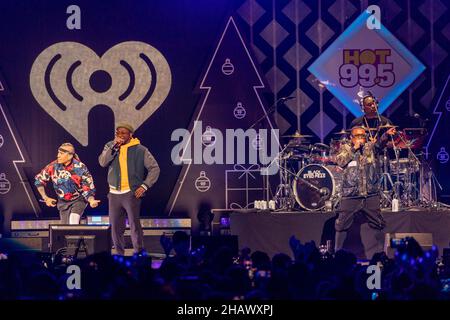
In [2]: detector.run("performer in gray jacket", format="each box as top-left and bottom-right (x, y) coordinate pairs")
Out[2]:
(333, 126), (393, 253)
(99, 123), (160, 256)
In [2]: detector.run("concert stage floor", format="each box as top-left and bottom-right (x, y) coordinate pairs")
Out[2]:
(229, 208), (450, 260)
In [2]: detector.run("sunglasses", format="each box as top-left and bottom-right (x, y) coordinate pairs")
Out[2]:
(352, 134), (366, 139)
(58, 148), (74, 155)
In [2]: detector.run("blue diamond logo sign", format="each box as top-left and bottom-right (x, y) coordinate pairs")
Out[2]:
(308, 10), (425, 117)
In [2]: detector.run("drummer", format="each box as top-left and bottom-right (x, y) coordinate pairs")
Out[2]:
(351, 92), (396, 143)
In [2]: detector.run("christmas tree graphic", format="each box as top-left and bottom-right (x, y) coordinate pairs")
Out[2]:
(426, 74), (450, 200)
(0, 70), (40, 227)
(167, 17), (276, 231)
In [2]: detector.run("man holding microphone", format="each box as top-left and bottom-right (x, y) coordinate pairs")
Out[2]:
(99, 123), (160, 256)
(334, 127), (386, 253)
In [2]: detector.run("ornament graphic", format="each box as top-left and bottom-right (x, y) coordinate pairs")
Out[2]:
(233, 102), (246, 119)
(0, 173), (11, 194)
(0, 134), (4, 148)
(202, 126), (216, 147)
(221, 58), (234, 75)
(437, 147), (449, 164)
(195, 171), (211, 192)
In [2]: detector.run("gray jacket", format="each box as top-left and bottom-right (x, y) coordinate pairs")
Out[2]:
(98, 140), (160, 193)
(335, 141), (381, 198)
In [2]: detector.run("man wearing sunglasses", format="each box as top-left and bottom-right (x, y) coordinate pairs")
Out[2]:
(35, 143), (100, 224)
(351, 93), (396, 142)
(99, 123), (160, 256)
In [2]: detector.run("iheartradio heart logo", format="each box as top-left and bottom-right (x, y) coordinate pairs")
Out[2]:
(30, 41), (172, 145)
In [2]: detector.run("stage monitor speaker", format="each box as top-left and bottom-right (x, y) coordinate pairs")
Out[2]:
(10, 218), (191, 256)
(49, 225), (112, 258)
(384, 233), (433, 258)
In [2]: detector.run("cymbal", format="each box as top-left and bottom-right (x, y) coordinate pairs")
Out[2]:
(282, 131), (313, 138)
(285, 142), (302, 147)
(333, 129), (348, 135)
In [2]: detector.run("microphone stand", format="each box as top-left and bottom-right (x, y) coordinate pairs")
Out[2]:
(370, 100), (384, 141)
(372, 100), (401, 206)
(396, 132), (422, 206)
(390, 134), (401, 202)
(248, 97), (290, 205)
(249, 97), (287, 130)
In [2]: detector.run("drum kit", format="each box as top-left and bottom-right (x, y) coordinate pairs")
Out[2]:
(273, 130), (343, 211)
(271, 125), (440, 212)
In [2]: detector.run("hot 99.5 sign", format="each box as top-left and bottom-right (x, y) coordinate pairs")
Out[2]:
(309, 10), (425, 117)
(339, 49), (394, 88)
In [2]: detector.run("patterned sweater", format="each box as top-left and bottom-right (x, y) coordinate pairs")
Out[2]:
(35, 159), (96, 201)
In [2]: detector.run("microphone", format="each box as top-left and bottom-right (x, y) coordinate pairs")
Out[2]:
(113, 141), (123, 151)
(280, 96), (295, 101)
(113, 137), (125, 150)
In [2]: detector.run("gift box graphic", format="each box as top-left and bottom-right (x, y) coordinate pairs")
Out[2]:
(225, 164), (265, 209)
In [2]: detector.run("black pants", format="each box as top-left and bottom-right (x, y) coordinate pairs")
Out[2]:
(108, 192), (143, 256)
(334, 194), (386, 252)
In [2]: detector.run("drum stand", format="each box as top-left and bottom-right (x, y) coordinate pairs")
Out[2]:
(273, 146), (297, 211)
(397, 134), (421, 207)
(380, 147), (395, 208)
(402, 150), (420, 207)
(389, 135), (402, 207)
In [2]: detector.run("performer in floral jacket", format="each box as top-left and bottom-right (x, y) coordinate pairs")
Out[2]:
(35, 143), (100, 224)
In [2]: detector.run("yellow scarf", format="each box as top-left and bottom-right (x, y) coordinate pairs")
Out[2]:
(118, 137), (140, 191)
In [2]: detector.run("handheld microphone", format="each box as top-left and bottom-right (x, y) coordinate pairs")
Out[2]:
(112, 143), (120, 151)
(113, 137), (124, 150)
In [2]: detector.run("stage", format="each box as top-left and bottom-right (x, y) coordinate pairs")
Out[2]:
(229, 208), (450, 260)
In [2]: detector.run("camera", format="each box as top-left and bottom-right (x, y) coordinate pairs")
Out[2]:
(390, 237), (408, 249)
(390, 236), (424, 258)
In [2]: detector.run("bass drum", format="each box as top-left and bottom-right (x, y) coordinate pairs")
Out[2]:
(293, 164), (343, 211)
